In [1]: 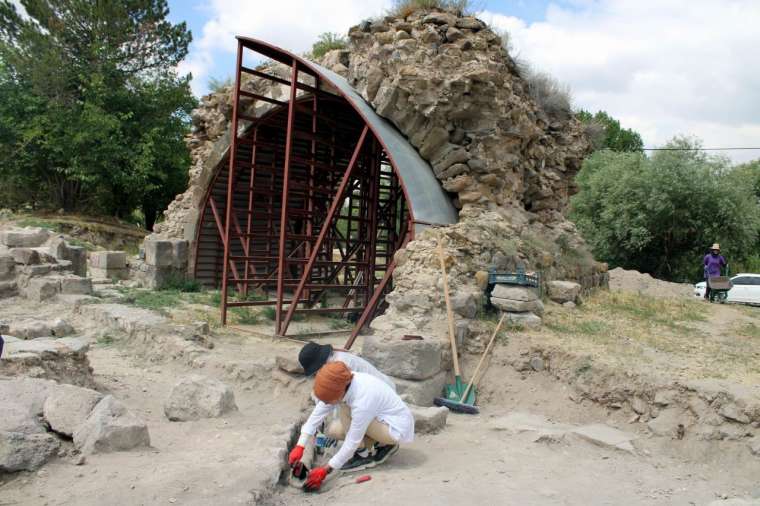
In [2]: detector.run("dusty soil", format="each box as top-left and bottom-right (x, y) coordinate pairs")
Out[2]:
(3, 269), (760, 505)
(275, 364), (760, 505)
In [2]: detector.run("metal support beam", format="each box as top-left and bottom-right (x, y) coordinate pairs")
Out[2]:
(275, 59), (300, 336)
(279, 125), (369, 336)
(220, 40), (244, 325)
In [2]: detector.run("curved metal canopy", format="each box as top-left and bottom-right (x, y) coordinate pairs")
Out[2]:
(236, 36), (458, 230)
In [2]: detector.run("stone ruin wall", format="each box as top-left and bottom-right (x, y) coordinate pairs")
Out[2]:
(153, 9), (608, 342)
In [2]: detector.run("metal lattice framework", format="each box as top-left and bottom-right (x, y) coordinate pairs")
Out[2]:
(193, 37), (456, 346)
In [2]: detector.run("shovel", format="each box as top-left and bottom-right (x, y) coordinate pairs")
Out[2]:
(436, 313), (507, 414)
(434, 237), (475, 406)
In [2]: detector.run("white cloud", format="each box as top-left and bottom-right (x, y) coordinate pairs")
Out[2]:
(481, 0), (760, 163)
(181, 0), (392, 95)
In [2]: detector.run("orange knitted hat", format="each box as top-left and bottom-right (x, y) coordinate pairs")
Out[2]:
(313, 361), (352, 404)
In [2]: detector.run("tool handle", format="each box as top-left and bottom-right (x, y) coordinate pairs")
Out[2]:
(437, 236), (460, 376)
(460, 314), (506, 402)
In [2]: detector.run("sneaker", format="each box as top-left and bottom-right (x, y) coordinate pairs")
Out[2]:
(341, 452), (376, 472)
(371, 444), (399, 465)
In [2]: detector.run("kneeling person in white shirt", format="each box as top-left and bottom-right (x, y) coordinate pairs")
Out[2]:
(288, 361), (414, 491)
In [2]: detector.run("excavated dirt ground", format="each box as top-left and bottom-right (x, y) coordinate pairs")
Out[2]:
(2, 269), (760, 505)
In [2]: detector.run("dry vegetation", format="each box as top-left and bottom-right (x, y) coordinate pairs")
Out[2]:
(391, 0), (473, 17)
(525, 291), (760, 384)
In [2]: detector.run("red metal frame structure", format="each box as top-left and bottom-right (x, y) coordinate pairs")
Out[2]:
(193, 37), (456, 347)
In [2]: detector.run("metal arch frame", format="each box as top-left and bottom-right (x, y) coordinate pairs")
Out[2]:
(206, 36), (455, 348)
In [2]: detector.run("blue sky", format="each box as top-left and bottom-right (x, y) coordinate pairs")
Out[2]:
(166, 0), (760, 163)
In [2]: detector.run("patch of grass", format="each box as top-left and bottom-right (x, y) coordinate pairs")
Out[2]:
(310, 32), (348, 59)
(737, 322), (760, 339)
(261, 305), (304, 322)
(119, 287), (183, 312)
(96, 334), (115, 346)
(15, 218), (60, 231)
(161, 274), (202, 293)
(390, 0), (472, 17)
(66, 237), (97, 251)
(231, 307), (261, 325)
(328, 317), (352, 330)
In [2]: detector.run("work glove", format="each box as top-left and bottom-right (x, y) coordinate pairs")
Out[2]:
(288, 445), (304, 466)
(304, 466), (329, 491)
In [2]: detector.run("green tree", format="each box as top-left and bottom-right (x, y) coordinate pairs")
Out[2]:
(0, 0), (195, 229)
(577, 110), (644, 152)
(571, 137), (760, 282)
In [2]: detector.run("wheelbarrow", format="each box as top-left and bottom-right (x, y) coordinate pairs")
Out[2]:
(707, 265), (731, 303)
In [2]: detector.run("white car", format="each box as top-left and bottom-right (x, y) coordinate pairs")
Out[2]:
(694, 273), (760, 304)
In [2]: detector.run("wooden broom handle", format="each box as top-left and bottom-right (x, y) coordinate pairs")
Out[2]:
(460, 314), (506, 402)
(437, 237), (460, 377)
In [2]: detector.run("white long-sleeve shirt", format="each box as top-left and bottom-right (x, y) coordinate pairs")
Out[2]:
(298, 372), (414, 470)
(297, 352), (396, 449)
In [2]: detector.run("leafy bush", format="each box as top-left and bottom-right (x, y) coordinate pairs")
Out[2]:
(571, 137), (760, 282)
(310, 33), (348, 60)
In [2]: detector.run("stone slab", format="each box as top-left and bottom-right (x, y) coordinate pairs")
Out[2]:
(394, 371), (447, 406)
(0, 227), (50, 248)
(362, 335), (443, 380)
(491, 285), (539, 301)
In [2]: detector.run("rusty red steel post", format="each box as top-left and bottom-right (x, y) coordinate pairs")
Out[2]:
(279, 125), (370, 336)
(220, 40), (244, 325)
(344, 258), (400, 350)
(243, 127), (258, 298)
(275, 59), (300, 336)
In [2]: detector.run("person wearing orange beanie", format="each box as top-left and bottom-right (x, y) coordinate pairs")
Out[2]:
(289, 361), (414, 491)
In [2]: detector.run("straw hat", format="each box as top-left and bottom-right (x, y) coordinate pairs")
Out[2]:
(711, 243), (720, 251)
(313, 361), (352, 404)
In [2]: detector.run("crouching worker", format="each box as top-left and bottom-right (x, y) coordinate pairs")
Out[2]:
(288, 361), (414, 491)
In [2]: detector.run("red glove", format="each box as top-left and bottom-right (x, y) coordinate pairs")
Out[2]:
(288, 445), (304, 466)
(304, 466), (329, 491)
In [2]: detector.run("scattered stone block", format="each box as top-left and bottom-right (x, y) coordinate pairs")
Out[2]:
(529, 356), (545, 372)
(43, 384), (103, 437)
(144, 239), (187, 268)
(11, 248), (41, 265)
(547, 280), (581, 304)
(504, 312), (542, 329)
(0, 431), (60, 472)
(89, 251), (128, 280)
(394, 371), (447, 406)
(58, 275), (93, 295)
(0, 280), (18, 298)
(0, 253), (16, 280)
(491, 285), (538, 301)
(410, 405), (448, 434)
(8, 318), (74, 339)
(74, 395), (150, 455)
(164, 375), (238, 421)
(276, 356), (304, 374)
(1, 337), (95, 388)
(0, 377), (58, 416)
(490, 297), (544, 315)
(2, 404), (46, 435)
(49, 237), (87, 277)
(0, 227), (50, 248)
(571, 424), (637, 453)
(450, 291), (478, 318)
(24, 277), (60, 301)
(362, 335), (443, 380)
